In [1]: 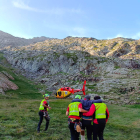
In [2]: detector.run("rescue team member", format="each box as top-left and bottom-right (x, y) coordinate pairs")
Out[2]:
(37, 94), (51, 133)
(80, 95), (102, 140)
(66, 95), (88, 140)
(83, 96), (109, 140)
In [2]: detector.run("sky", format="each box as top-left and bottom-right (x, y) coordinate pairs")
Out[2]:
(0, 0), (140, 40)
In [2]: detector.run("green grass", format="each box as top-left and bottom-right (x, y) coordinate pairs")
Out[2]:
(5, 75), (42, 99)
(0, 98), (140, 140)
(63, 52), (78, 63)
(0, 99), (71, 140)
(0, 69), (42, 100)
(114, 65), (121, 69)
(0, 53), (43, 100)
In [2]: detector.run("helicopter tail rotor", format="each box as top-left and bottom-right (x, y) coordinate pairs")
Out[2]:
(82, 80), (86, 95)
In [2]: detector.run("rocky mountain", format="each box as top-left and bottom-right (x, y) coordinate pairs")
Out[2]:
(0, 71), (18, 94)
(0, 30), (53, 48)
(0, 32), (140, 104)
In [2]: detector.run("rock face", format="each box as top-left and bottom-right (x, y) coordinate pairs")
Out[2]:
(0, 71), (18, 94)
(0, 32), (140, 104)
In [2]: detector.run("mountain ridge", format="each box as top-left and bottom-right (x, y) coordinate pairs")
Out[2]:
(0, 30), (140, 104)
(0, 30), (55, 48)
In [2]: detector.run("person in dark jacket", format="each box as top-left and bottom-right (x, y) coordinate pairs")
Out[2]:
(83, 96), (109, 140)
(80, 95), (102, 140)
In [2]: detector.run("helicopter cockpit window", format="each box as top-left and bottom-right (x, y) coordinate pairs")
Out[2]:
(58, 91), (62, 96)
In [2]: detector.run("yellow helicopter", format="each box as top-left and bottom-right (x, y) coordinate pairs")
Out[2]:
(55, 81), (86, 98)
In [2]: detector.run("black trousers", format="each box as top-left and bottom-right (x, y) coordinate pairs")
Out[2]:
(68, 118), (80, 140)
(92, 122), (106, 140)
(81, 119), (92, 140)
(37, 111), (50, 131)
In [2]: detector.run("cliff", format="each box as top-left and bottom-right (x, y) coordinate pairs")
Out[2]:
(0, 32), (140, 104)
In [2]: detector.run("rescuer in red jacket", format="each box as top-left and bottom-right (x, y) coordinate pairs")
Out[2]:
(83, 95), (109, 140)
(66, 95), (88, 140)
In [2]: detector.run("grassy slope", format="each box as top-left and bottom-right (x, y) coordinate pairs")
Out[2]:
(0, 53), (42, 100)
(0, 53), (140, 140)
(0, 99), (140, 140)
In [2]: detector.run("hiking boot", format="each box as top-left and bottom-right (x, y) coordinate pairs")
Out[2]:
(44, 126), (48, 131)
(37, 127), (40, 133)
